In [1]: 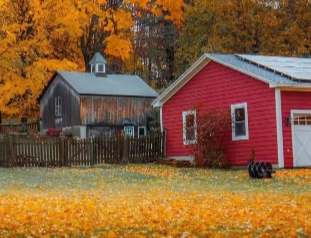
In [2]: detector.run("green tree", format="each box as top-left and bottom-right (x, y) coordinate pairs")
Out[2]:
(175, 0), (311, 77)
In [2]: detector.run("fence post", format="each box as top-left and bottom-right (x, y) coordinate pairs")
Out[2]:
(90, 138), (94, 166)
(162, 130), (167, 158)
(121, 135), (129, 164)
(59, 137), (65, 167)
(64, 138), (69, 167)
(36, 118), (40, 133)
(7, 136), (15, 167)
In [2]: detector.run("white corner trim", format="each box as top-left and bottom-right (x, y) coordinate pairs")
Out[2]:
(275, 89), (284, 168)
(182, 110), (197, 145)
(231, 102), (249, 141)
(160, 107), (163, 132)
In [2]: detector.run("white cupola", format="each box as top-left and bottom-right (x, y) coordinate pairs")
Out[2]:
(89, 52), (107, 74)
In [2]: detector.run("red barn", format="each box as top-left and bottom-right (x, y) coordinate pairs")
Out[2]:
(152, 54), (311, 168)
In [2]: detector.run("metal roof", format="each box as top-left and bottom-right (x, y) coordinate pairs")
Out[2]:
(152, 53), (311, 107)
(236, 54), (311, 81)
(89, 52), (107, 65)
(205, 53), (311, 86)
(58, 71), (158, 98)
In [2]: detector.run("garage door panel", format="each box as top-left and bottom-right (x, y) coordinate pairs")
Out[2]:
(295, 130), (310, 143)
(293, 124), (311, 167)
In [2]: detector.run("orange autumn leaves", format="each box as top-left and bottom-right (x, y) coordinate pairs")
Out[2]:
(0, 0), (186, 116)
(0, 166), (311, 237)
(1, 191), (311, 238)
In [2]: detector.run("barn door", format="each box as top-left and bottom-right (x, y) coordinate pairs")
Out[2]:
(124, 126), (135, 137)
(292, 111), (311, 167)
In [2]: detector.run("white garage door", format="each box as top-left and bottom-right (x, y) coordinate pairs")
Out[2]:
(292, 112), (311, 167)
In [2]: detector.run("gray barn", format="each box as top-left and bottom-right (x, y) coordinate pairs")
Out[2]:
(38, 53), (158, 138)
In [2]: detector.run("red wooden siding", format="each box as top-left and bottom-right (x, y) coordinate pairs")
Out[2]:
(281, 91), (311, 168)
(162, 61), (278, 166)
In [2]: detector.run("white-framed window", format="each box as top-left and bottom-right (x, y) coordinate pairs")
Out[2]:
(293, 114), (311, 125)
(91, 64), (96, 73)
(124, 126), (134, 137)
(55, 96), (62, 117)
(182, 110), (197, 145)
(231, 102), (249, 141)
(97, 64), (105, 72)
(138, 126), (146, 137)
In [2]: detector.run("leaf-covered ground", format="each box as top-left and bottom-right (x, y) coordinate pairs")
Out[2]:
(0, 165), (311, 238)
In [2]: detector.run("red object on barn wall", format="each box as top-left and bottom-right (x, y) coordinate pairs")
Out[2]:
(153, 54), (311, 168)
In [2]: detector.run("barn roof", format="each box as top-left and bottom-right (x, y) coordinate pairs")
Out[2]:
(89, 52), (107, 64)
(57, 71), (158, 98)
(152, 53), (311, 107)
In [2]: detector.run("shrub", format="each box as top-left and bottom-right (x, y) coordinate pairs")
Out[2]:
(147, 108), (161, 136)
(191, 109), (231, 168)
(46, 128), (60, 136)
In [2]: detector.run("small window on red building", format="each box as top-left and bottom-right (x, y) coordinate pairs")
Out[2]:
(231, 102), (249, 141)
(182, 110), (197, 145)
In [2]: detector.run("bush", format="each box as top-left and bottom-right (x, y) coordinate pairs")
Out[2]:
(147, 108), (161, 136)
(46, 128), (60, 136)
(191, 109), (231, 168)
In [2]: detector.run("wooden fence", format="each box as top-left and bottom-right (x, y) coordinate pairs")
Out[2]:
(0, 133), (165, 167)
(0, 121), (39, 134)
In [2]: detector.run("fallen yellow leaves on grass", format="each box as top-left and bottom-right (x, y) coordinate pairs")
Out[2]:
(275, 169), (311, 179)
(122, 165), (186, 178)
(0, 190), (311, 237)
(0, 166), (311, 237)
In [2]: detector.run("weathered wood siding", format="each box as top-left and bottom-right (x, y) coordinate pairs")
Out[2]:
(80, 96), (154, 126)
(40, 76), (80, 130)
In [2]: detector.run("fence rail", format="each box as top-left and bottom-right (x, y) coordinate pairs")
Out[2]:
(0, 121), (39, 134)
(0, 133), (165, 167)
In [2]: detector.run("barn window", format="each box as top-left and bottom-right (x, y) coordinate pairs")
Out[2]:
(182, 110), (197, 145)
(55, 96), (62, 117)
(97, 64), (105, 72)
(231, 102), (249, 141)
(138, 126), (146, 137)
(124, 126), (134, 137)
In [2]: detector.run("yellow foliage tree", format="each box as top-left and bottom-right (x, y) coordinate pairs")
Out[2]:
(0, 0), (185, 117)
(0, 0), (83, 117)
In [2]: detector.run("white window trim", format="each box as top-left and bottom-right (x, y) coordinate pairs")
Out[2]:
(182, 110), (197, 145)
(138, 126), (146, 138)
(91, 64), (106, 73)
(96, 64), (105, 73)
(124, 126), (135, 137)
(55, 96), (62, 117)
(231, 102), (249, 141)
(91, 64), (95, 73)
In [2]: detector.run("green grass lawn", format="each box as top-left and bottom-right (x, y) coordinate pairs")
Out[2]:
(0, 165), (310, 194)
(0, 164), (311, 237)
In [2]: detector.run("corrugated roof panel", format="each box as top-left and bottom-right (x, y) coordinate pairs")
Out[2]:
(236, 54), (311, 81)
(205, 53), (311, 86)
(58, 71), (158, 98)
